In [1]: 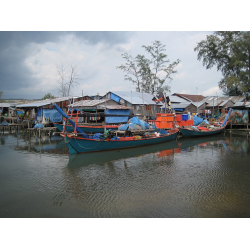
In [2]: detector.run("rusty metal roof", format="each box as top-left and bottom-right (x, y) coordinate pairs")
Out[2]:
(99, 105), (133, 110)
(68, 99), (111, 108)
(16, 96), (80, 108)
(107, 91), (157, 105)
(173, 93), (206, 102)
(68, 99), (132, 109)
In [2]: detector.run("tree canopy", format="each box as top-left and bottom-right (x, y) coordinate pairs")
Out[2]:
(194, 31), (250, 97)
(117, 40), (180, 95)
(42, 93), (55, 100)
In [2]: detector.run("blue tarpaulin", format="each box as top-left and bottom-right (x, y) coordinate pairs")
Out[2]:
(36, 108), (42, 121)
(110, 93), (121, 103)
(105, 109), (130, 123)
(17, 111), (24, 121)
(36, 108), (62, 122)
(34, 123), (44, 129)
(193, 115), (203, 126)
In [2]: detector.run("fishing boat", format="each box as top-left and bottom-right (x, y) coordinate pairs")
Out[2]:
(53, 107), (120, 133)
(63, 128), (179, 154)
(179, 108), (232, 137)
(53, 122), (119, 133)
(53, 103), (179, 154)
(179, 125), (226, 137)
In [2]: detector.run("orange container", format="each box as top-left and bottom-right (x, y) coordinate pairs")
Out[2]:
(180, 120), (193, 127)
(157, 117), (173, 122)
(178, 121), (187, 127)
(182, 121), (189, 127)
(187, 120), (193, 126)
(158, 149), (174, 157)
(156, 113), (174, 117)
(154, 121), (161, 128)
(176, 121), (182, 126)
(119, 137), (135, 141)
(159, 121), (173, 128)
(161, 116), (174, 121)
(156, 117), (164, 121)
(175, 115), (182, 121)
(175, 148), (182, 153)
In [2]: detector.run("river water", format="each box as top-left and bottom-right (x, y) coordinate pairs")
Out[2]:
(1, 130), (250, 218)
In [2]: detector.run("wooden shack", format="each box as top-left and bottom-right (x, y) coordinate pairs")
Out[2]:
(16, 96), (84, 125)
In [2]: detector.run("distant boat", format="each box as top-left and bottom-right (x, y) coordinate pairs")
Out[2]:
(53, 122), (119, 133)
(179, 125), (226, 137)
(179, 108), (232, 137)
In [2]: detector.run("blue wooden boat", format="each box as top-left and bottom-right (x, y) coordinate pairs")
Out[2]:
(52, 103), (179, 154)
(63, 128), (180, 154)
(53, 122), (119, 133)
(179, 125), (226, 137)
(180, 108), (232, 137)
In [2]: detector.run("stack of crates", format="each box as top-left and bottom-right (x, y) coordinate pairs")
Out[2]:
(176, 114), (193, 127)
(154, 113), (174, 129)
(151, 113), (193, 129)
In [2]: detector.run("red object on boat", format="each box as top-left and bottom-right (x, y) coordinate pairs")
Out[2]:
(197, 127), (209, 131)
(118, 137), (136, 141)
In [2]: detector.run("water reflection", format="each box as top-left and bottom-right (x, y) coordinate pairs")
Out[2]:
(3, 131), (249, 159)
(1, 131), (250, 217)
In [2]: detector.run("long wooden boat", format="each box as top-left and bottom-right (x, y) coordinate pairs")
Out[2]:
(53, 122), (119, 133)
(179, 125), (226, 137)
(67, 139), (180, 166)
(62, 128), (180, 154)
(52, 103), (180, 154)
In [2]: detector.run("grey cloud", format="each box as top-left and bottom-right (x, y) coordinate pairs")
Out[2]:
(73, 31), (134, 46)
(0, 31), (133, 50)
(0, 31), (133, 99)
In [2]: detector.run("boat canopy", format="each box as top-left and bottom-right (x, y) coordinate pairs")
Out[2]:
(105, 109), (130, 123)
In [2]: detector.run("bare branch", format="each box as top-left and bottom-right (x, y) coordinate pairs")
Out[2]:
(56, 64), (81, 97)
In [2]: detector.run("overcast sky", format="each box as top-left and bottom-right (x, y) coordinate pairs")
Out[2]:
(1, 1), (247, 100)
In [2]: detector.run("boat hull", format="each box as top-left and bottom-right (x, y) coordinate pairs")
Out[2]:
(54, 123), (118, 133)
(180, 127), (225, 137)
(64, 129), (179, 154)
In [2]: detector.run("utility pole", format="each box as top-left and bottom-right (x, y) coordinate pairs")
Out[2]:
(196, 87), (198, 114)
(213, 97), (214, 117)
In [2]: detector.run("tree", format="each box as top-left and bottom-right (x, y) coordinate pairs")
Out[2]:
(117, 40), (180, 95)
(194, 31), (250, 97)
(57, 64), (81, 97)
(42, 93), (55, 100)
(0, 91), (3, 101)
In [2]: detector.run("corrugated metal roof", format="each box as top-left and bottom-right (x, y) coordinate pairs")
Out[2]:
(233, 101), (250, 107)
(68, 99), (110, 108)
(206, 99), (233, 107)
(108, 91), (186, 105)
(69, 99), (132, 110)
(191, 101), (206, 108)
(169, 95), (189, 103)
(203, 96), (246, 106)
(170, 102), (193, 109)
(0, 103), (18, 108)
(16, 96), (80, 108)
(99, 105), (133, 110)
(233, 101), (245, 106)
(109, 91), (157, 105)
(173, 93), (206, 102)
